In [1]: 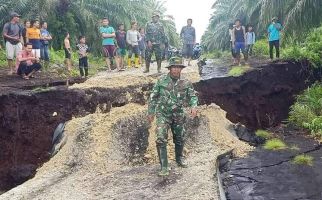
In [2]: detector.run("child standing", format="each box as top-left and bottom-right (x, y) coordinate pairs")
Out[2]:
(115, 23), (127, 70)
(245, 25), (255, 56)
(76, 36), (89, 78)
(126, 21), (140, 68)
(138, 27), (146, 67)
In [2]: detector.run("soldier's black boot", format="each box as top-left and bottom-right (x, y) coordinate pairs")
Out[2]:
(157, 143), (169, 176)
(143, 62), (150, 73)
(157, 60), (162, 73)
(175, 144), (188, 168)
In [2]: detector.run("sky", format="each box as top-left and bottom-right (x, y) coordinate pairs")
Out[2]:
(164, 0), (214, 42)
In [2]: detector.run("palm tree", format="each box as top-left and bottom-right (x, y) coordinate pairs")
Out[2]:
(0, 0), (180, 53)
(202, 0), (322, 51)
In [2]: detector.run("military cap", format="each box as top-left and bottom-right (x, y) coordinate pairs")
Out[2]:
(166, 57), (186, 68)
(152, 11), (160, 17)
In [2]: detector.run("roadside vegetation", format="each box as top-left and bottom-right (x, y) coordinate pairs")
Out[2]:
(0, 0), (179, 56)
(289, 84), (322, 138)
(202, 0), (322, 51)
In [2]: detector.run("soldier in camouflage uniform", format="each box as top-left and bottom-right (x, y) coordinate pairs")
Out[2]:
(144, 11), (166, 73)
(147, 57), (198, 176)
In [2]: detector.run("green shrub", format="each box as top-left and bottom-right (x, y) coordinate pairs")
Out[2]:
(0, 49), (7, 68)
(283, 26), (322, 67)
(288, 104), (317, 127)
(282, 45), (307, 62)
(292, 154), (314, 166)
(264, 139), (287, 150)
(253, 39), (270, 57)
(255, 130), (272, 139)
(203, 49), (223, 59)
(289, 84), (322, 137)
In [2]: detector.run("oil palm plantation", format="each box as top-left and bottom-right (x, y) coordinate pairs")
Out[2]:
(0, 0), (179, 53)
(202, 0), (322, 51)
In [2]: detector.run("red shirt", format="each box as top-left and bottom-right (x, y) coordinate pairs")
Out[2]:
(15, 50), (35, 72)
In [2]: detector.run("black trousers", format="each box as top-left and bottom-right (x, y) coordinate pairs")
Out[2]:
(230, 41), (236, 58)
(269, 40), (280, 59)
(79, 57), (88, 77)
(17, 62), (41, 75)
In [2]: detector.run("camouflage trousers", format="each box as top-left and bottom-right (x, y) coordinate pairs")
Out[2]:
(155, 111), (186, 146)
(145, 44), (162, 63)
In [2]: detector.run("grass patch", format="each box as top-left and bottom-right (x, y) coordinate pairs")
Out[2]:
(228, 66), (251, 77)
(264, 139), (287, 150)
(292, 154), (314, 166)
(255, 130), (272, 139)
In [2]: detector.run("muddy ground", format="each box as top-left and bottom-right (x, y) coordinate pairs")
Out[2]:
(221, 127), (322, 200)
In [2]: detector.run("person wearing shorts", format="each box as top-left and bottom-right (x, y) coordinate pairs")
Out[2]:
(26, 20), (41, 58)
(64, 32), (72, 71)
(2, 12), (23, 75)
(115, 23), (127, 70)
(100, 17), (116, 71)
(180, 18), (196, 66)
(232, 19), (248, 66)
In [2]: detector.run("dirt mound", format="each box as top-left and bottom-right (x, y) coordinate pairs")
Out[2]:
(0, 103), (251, 200)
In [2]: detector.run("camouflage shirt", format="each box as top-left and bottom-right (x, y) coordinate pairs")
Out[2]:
(148, 74), (198, 115)
(145, 21), (166, 45)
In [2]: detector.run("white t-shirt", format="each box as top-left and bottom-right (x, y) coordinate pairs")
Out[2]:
(126, 30), (139, 46)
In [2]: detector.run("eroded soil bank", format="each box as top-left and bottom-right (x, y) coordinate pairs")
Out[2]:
(196, 61), (321, 129)
(0, 85), (150, 192)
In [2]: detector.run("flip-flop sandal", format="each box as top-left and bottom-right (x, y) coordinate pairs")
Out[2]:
(23, 76), (29, 80)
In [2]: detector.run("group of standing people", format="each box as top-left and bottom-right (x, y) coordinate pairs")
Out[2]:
(2, 12), (52, 79)
(97, 12), (167, 74)
(2, 10), (199, 80)
(229, 17), (282, 66)
(98, 12), (197, 74)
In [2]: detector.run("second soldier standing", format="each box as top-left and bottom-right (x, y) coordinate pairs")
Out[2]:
(144, 11), (166, 73)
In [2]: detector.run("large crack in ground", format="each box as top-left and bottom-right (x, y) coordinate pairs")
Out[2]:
(1, 60), (321, 199)
(0, 84), (152, 192)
